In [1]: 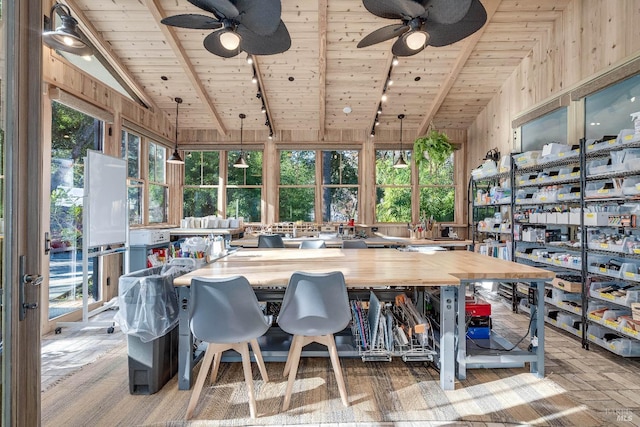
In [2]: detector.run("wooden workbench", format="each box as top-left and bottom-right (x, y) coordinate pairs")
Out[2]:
(173, 248), (553, 391)
(230, 235), (473, 249)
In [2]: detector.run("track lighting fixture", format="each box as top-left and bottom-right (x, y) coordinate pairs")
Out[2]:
(246, 54), (253, 64)
(261, 105), (266, 114)
(167, 97), (185, 164)
(377, 105), (382, 115)
(392, 56), (399, 66)
(251, 74), (258, 84)
(256, 91), (262, 99)
(233, 113), (249, 168)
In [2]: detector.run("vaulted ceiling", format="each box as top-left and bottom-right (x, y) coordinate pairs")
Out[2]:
(64, 0), (572, 142)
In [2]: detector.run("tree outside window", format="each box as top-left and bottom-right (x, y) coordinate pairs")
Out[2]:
(419, 154), (455, 222)
(183, 151), (219, 217)
(227, 150), (262, 221)
(279, 150), (315, 222)
(321, 150), (358, 222)
(375, 149), (412, 222)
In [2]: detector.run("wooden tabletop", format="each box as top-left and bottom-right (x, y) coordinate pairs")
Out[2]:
(173, 248), (554, 287)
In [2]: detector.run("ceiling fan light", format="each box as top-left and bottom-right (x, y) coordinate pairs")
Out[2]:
(405, 31), (429, 50)
(219, 29), (241, 50)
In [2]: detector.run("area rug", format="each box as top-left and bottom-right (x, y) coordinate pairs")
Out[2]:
(41, 341), (604, 427)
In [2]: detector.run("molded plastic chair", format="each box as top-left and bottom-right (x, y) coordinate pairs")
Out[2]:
(277, 271), (350, 411)
(298, 239), (326, 249)
(341, 240), (367, 249)
(186, 276), (270, 419)
(257, 234), (285, 248)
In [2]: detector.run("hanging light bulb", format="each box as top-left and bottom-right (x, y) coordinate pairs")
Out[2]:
(394, 114), (409, 168)
(233, 113), (249, 168)
(167, 97), (185, 164)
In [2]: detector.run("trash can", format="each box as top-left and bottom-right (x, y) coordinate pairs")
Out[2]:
(115, 264), (189, 394)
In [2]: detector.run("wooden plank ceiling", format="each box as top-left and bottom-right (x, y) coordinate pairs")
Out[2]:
(65, 0), (571, 142)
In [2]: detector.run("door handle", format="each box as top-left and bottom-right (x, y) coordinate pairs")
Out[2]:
(19, 255), (42, 321)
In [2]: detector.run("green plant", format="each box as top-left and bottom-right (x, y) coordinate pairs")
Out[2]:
(413, 130), (454, 170)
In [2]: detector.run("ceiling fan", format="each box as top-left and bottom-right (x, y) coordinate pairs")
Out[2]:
(161, 0), (291, 58)
(357, 0), (487, 56)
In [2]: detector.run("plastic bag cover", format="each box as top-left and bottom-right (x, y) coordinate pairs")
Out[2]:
(114, 265), (190, 342)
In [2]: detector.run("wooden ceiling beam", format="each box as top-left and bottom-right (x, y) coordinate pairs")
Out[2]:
(61, 0), (157, 111)
(318, 0), (328, 140)
(417, 0), (502, 135)
(145, 0), (227, 135)
(252, 57), (276, 134)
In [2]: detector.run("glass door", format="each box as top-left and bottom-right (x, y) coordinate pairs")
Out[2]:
(46, 101), (103, 321)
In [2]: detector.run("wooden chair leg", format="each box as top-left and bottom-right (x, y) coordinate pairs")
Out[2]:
(210, 351), (222, 385)
(283, 334), (300, 376)
(250, 338), (269, 382)
(326, 334), (349, 407)
(237, 342), (258, 419)
(186, 344), (216, 420)
(282, 334), (304, 411)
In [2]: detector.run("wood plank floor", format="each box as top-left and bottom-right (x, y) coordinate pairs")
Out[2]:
(41, 291), (640, 426)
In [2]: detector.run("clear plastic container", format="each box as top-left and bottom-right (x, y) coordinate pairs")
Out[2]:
(514, 151), (541, 168)
(623, 176), (640, 196)
(585, 179), (623, 199)
(557, 185), (580, 201)
(621, 261), (640, 282)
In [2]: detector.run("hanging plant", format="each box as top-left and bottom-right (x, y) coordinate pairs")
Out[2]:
(413, 129), (455, 170)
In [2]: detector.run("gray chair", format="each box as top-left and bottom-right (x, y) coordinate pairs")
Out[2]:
(341, 240), (368, 249)
(186, 276), (270, 419)
(277, 271), (350, 411)
(257, 234), (285, 248)
(298, 239), (326, 249)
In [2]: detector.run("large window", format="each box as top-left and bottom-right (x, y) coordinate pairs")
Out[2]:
(227, 150), (262, 222)
(522, 107), (568, 151)
(183, 151), (220, 217)
(321, 150), (358, 222)
(585, 74), (640, 140)
(49, 101), (102, 319)
(148, 141), (168, 223)
(121, 129), (142, 225)
(419, 154), (455, 222)
(279, 150), (316, 222)
(375, 149), (412, 222)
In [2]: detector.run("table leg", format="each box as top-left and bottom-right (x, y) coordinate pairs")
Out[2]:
(530, 281), (545, 377)
(177, 286), (193, 390)
(440, 286), (457, 390)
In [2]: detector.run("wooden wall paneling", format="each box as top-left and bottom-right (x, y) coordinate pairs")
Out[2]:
(264, 141), (279, 225)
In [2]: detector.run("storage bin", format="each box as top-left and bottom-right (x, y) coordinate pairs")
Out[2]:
(557, 166), (580, 180)
(552, 288), (581, 304)
(551, 275), (582, 293)
(586, 158), (615, 176)
(623, 176), (640, 196)
(517, 173), (538, 186)
(586, 137), (621, 152)
(583, 212), (610, 226)
(617, 128), (636, 144)
(557, 312), (581, 330)
(515, 189), (536, 204)
(621, 261), (640, 282)
(585, 179), (623, 199)
(557, 185), (580, 201)
(588, 254), (624, 278)
(514, 151), (541, 168)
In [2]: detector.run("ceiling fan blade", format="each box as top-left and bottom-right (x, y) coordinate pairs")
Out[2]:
(233, 0), (281, 35)
(203, 30), (242, 58)
(427, 0), (486, 47)
(237, 20), (291, 55)
(161, 14), (223, 30)
(362, 0), (425, 20)
(391, 31), (428, 56)
(188, 0), (238, 19)
(357, 24), (409, 48)
(422, 0), (472, 24)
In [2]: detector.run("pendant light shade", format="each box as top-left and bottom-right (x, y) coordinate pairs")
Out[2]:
(394, 114), (409, 168)
(233, 113), (249, 168)
(43, 3), (93, 56)
(167, 97), (184, 164)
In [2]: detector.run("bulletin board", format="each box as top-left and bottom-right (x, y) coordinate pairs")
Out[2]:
(86, 150), (127, 247)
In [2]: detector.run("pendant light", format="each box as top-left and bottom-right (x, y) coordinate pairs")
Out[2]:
(43, 3), (93, 56)
(394, 114), (409, 168)
(233, 113), (249, 168)
(167, 97), (184, 164)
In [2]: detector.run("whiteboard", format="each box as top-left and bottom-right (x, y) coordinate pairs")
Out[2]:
(86, 150), (127, 247)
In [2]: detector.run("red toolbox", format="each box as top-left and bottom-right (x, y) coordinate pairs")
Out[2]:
(465, 296), (492, 317)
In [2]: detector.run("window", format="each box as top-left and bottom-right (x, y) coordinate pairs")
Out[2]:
(521, 107), (568, 151)
(585, 74), (640, 139)
(148, 141), (168, 223)
(227, 150), (262, 222)
(49, 101), (102, 319)
(375, 149), (412, 222)
(121, 129), (143, 225)
(419, 154), (455, 222)
(183, 151), (220, 217)
(279, 150), (316, 222)
(321, 150), (358, 222)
